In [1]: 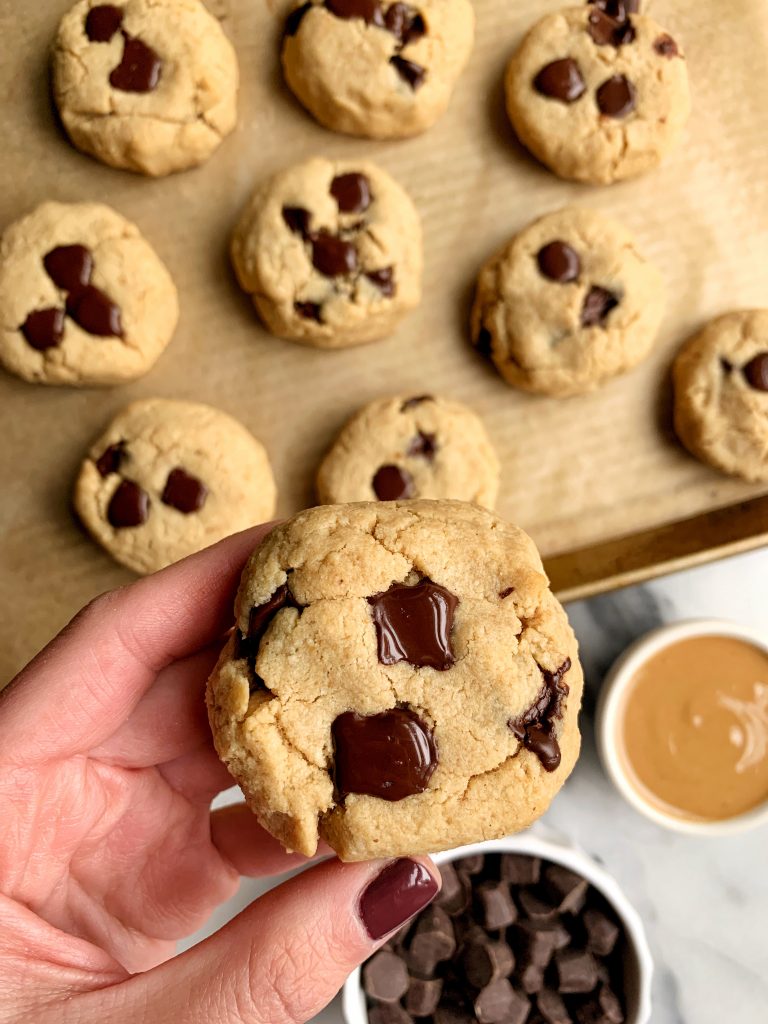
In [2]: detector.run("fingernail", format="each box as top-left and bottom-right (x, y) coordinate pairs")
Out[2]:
(359, 859), (439, 940)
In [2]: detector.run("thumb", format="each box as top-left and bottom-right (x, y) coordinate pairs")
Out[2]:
(117, 856), (439, 1024)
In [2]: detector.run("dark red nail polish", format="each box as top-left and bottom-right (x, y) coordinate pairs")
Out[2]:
(359, 859), (439, 940)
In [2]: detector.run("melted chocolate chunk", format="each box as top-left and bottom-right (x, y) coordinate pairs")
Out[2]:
(283, 206), (312, 237)
(373, 464), (414, 500)
(368, 578), (458, 670)
(587, 8), (635, 47)
(110, 34), (163, 93)
(475, 326), (493, 359)
(284, 1), (313, 36)
(537, 241), (580, 284)
(21, 308), (65, 351)
(533, 59), (586, 102)
(508, 658), (571, 772)
(107, 479), (150, 528)
(332, 707), (438, 800)
(744, 352), (768, 392)
(580, 286), (619, 328)
(294, 300), (323, 322)
(654, 32), (679, 57)
(248, 582), (301, 647)
(311, 232), (358, 277)
(366, 267), (396, 297)
(390, 54), (426, 89)
(85, 4), (124, 42)
(161, 467), (208, 513)
(385, 3), (425, 46)
(95, 440), (127, 477)
(44, 245), (93, 292)
(407, 430), (437, 461)
(326, 0), (385, 26)
(331, 172), (372, 213)
(596, 74), (636, 117)
(401, 394), (433, 410)
(66, 285), (124, 337)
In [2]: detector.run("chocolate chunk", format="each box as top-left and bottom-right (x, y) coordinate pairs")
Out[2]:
(284, 1), (313, 36)
(518, 961), (545, 994)
(501, 854), (541, 886)
(588, 0), (639, 15)
(282, 206), (312, 237)
(66, 285), (123, 337)
(363, 949), (410, 1002)
(512, 920), (567, 968)
(596, 74), (636, 117)
(331, 172), (372, 213)
(509, 659), (571, 773)
(436, 861), (471, 915)
(457, 853), (485, 875)
(537, 989), (573, 1024)
(95, 441), (127, 477)
(463, 940), (515, 988)
(654, 33), (678, 57)
(537, 241), (580, 284)
(587, 9), (635, 47)
(385, 3), (426, 46)
(401, 395), (433, 410)
(543, 865), (588, 914)
(574, 984), (625, 1024)
(107, 479), (149, 528)
(390, 55), (426, 89)
(373, 463), (414, 500)
(744, 352), (768, 391)
(21, 307), (65, 350)
(434, 1009), (475, 1024)
(294, 300), (322, 322)
(44, 245), (93, 292)
(161, 468), (208, 513)
(85, 4), (124, 42)
(366, 267), (396, 297)
(368, 577), (458, 670)
(406, 977), (443, 1016)
(110, 34), (163, 93)
(554, 950), (599, 994)
(248, 583), (300, 652)
(582, 908), (620, 957)
(477, 881), (517, 930)
(326, 0), (385, 26)
(499, 587), (515, 599)
(518, 890), (557, 922)
(533, 59), (586, 102)
(310, 231), (358, 277)
(332, 707), (437, 800)
(475, 325), (493, 359)
(369, 1005), (414, 1024)
(407, 905), (456, 974)
(580, 286), (619, 328)
(407, 431), (437, 461)
(474, 979), (530, 1024)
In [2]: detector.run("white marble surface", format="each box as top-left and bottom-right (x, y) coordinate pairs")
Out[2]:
(182, 549), (768, 1024)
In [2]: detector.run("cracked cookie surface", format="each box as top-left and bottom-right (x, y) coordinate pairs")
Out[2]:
(53, 0), (239, 176)
(0, 201), (178, 386)
(231, 157), (422, 347)
(673, 310), (768, 483)
(206, 500), (583, 861)
(505, 5), (690, 184)
(75, 398), (276, 574)
(316, 394), (500, 506)
(470, 206), (664, 397)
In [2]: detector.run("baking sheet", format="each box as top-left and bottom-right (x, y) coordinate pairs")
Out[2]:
(1, 0), (767, 682)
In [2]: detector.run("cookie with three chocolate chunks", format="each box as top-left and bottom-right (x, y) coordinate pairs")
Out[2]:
(0, 202), (177, 386)
(75, 399), (276, 574)
(471, 207), (664, 397)
(206, 500), (583, 860)
(316, 394), (500, 507)
(281, 0), (474, 138)
(232, 158), (422, 348)
(505, 4), (690, 183)
(53, 0), (238, 176)
(673, 310), (768, 482)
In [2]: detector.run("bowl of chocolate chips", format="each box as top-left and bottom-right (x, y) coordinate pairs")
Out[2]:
(344, 836), (652, 1024)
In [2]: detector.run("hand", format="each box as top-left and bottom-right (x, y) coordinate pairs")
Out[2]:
(0, 527), (439, 1023)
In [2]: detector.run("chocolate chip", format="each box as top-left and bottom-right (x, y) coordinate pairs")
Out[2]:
(508, 659), (571, 772)
(543, 864), (589, 914)
(66, 285), (124, 337)
(518, 890), (558, 923)
(434, 1008), (475, 1024)
(501, 854), (541, 885)
(284, 1), (313, 36)
(476, 881), (518, 930)
(282, 206), (312, 237)
(475, 325), (493, 359)
(743, 352), (768, 391)
(654, 33), (678, 57)
(554, 949), (599, 994)
(95, 441), (127, 477)
(457, 853), (484, 874)
(587, 9), (635, 47)
(368, 577), (458, 670)
(85, 4), (124, 42)
(580, 286), (619, 328)
(325, 0), (385, 26)
(366, 267), (396, 297)
(107, 479), (149, 528)
(582, 908), (620, 956)
(463, 940), (515, 988)
(537, 241), (581, 283)
(435, 862), (471, 915)
(331, 172), (372, 213)
(161, 468), (208, 513)
(474, 978), (530, 1024)
(373, 464), (414, 500)
(310, 231), (358, 277)
(385, 3), (426, 46)
(407, 431), (437, 461)
(21, 308), (65, 350)
(332, 707), (437, 800)
(406, 977), (443, 1017)
(588, 0), (639, 15)
(533, 59), (586, 102)
(596, 74), (636, 117)
(248, 583), (300, 651)
(537, 989), (573, 1024)
(44, 245), (93, 292)
(110, 34), (163, 92)
(498, 586), (515, 600)
(390, 54), (426, 89)
(518, 961), (545, 994)
(512, 919), (569, 968)
(407, 905), (456, 974)
(294, 300), (323, 322)
(364, 949), (410, 1002)
(369, 1005), (414, 1024)
(401, 395), (433, 410)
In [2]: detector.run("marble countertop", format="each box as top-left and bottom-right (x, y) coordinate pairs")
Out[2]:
(184, 548), (768, 1024)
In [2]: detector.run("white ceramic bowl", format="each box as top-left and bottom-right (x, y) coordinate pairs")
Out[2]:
(596, 618), (768, 836)
(343, 834), (653, 1024)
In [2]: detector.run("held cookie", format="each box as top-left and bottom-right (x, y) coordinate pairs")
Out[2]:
(505, 3), (690, 184)
(281, 0), (474, 138)
(232, 157), (422, 348)
(0, 201), (178, 386)
(470, 206), (664, 397)
(673, 310), (768, 483)
(75, 399), (276, 574)
(207, 501), (583, 861)
(53, 0), (238, 176)
(316, 394), (500, 507)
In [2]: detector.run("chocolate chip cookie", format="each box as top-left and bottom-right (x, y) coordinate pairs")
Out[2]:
(75, 399), (276, 574)
(206, 500), (583, 861)
(0, 201), (178, 386)
(316, 394), (500, 507)
(505, 3), (690, 184)
(673, 310), (768, 483)
(470, 206), (664, 397)
(231, 157), (422, 347)
(53, 0), (239, 176)
(281, 0), (474, 138)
